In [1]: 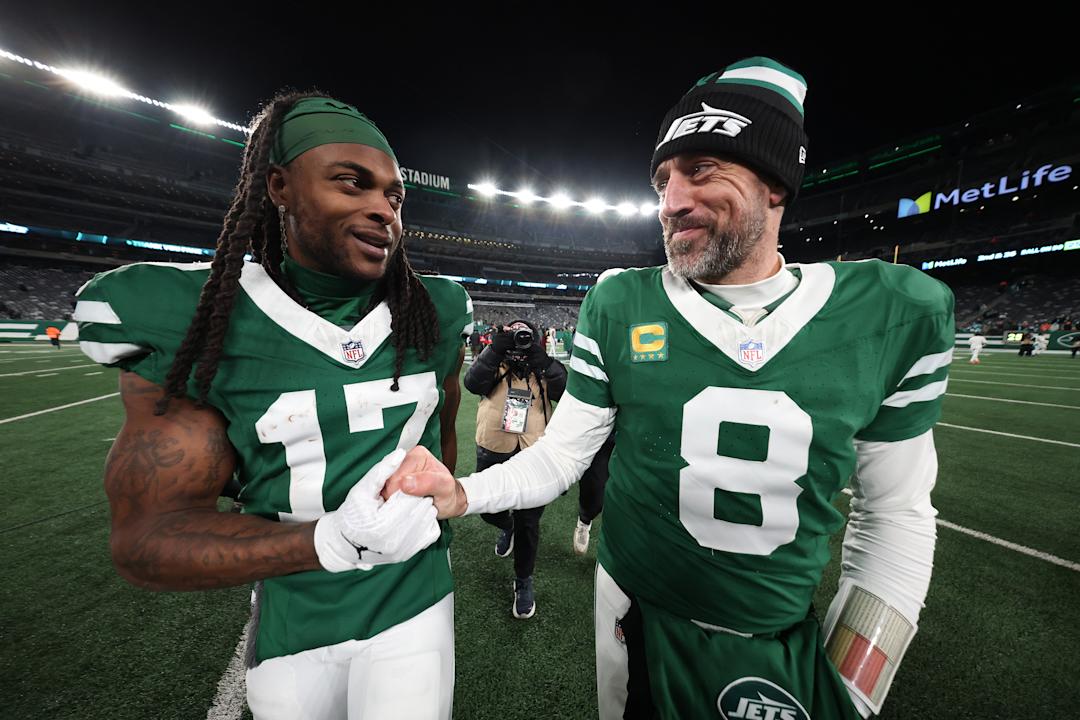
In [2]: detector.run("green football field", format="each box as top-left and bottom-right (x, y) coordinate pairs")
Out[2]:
(2, 345), (1078, 719)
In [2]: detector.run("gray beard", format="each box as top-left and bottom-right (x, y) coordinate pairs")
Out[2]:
(663, 206), (767, 282)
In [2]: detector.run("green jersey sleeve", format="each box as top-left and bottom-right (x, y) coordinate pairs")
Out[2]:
(73, 262), (209, 386)
(566, 280), (617, 409)
(857, 266), (956, 442)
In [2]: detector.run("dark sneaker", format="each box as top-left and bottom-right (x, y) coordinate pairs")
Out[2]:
(513, 576), (536, 619)
(495, 527), (515, 558)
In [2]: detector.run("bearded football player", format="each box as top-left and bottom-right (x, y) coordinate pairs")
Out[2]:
(393, 58), (952, 719)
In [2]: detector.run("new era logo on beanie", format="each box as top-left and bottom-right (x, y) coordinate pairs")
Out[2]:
(651, 57), (809, 201)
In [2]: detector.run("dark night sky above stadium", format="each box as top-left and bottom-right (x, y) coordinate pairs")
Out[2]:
(2, 3), (1077, 203)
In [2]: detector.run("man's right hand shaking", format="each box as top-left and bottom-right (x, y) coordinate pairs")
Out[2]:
(383, 446), (469, 519)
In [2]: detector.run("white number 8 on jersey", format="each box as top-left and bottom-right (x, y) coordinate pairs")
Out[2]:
(679, 387), (812, 556)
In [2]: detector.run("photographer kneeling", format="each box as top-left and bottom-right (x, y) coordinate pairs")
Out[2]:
(464, 319), (566, 619)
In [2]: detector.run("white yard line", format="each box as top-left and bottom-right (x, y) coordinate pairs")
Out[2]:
(0, 364), (97, 378)
(205, 628), (248, 720)
(949, 369), (1080, 381)
(839, 489), (1078, 572)
(945, 393), (1080, 410)
(948, 378), (1080, 392)
(936, 422), (1080, 448)
(936, 520), (1080, 572)
(0, 393), (120, 425)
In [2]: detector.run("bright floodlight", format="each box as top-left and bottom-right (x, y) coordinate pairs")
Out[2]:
(471, 182), (498, 197)
(172, 104), (216, 125)
(639, 202), (656, 216)
(57, 68), (129, 97)
(616, 202), (637, 217)
(549, 193), (573, 210)
(517, 188), (537, 204)
(584, 198), (607, 214)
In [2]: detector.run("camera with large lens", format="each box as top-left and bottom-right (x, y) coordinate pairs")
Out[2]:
(513, 328), (533, 350)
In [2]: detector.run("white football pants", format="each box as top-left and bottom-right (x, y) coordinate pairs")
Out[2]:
(246, 593), (454, 720)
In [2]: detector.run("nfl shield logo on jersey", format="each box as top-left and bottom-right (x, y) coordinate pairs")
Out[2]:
(738, 339), (766, 369)
(341, 340), (366, 366)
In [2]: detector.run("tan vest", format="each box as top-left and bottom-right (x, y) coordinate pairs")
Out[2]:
(475, 366), (552, 452)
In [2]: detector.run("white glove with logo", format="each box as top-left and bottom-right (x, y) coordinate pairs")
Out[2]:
(314, 448), (442, 572)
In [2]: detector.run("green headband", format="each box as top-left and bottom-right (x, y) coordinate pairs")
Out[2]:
(269, 97), (397, 166)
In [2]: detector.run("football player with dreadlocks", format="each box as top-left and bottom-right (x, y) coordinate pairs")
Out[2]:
(74, 93), (471, 719)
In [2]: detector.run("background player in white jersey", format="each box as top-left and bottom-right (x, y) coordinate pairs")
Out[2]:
(390, 57), (953, 719)
(968, 332), (987, 363)
(75, 93), (471, 719)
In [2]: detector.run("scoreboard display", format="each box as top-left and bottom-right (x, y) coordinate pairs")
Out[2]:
(1003, 331), (1025, 345)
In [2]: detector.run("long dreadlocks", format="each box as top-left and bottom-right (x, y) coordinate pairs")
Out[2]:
(155, 90), (441, 414)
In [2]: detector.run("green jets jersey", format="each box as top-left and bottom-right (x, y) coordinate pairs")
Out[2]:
(567, 260), (954, 635)
(74, 260), (472, 661)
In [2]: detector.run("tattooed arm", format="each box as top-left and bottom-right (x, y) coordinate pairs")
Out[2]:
(105, 371), (321, 590)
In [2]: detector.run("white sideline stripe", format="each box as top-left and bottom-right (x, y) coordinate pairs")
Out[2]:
(0, 364), (97, 378)
(0, 393), (120, 425)
(950, 369), (1080, 381)
(949, 378), (1080, 392)
(945, 393), (1080, 410)
(84, 371), (103, 376)
(205, 627), (247, 720)
(936, 520), (1080, 573)
(838, 489), (1079, 572)
(936, 422), (1080, 448)
(36, 373), (57, 377)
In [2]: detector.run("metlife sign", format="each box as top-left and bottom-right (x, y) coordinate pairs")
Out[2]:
(920, 239), (1080, 270)
(898, 163), (1072, 219)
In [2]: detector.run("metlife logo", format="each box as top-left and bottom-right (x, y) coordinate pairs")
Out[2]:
(898, 163), (1072, 219)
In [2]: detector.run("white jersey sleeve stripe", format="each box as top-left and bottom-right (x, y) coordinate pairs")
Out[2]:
(73, 300), (122, 325)
(462, 321), (475, 336)
(570, 355), (609, 383)
(573, 332), (605, 365)
(882, 379), (948, 408)
(80, 340), (147, 364)
(900, 349), (953, 382)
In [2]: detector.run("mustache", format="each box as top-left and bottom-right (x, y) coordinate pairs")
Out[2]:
(663, 214), (713, 238)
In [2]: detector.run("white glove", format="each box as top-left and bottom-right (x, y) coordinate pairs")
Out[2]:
(314, 448), (442, 572)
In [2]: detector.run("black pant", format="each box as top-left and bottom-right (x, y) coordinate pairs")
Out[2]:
(579, 434), (615, 524)
(477, 446), (546, 579)
(1019, 345), (1033, 356)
